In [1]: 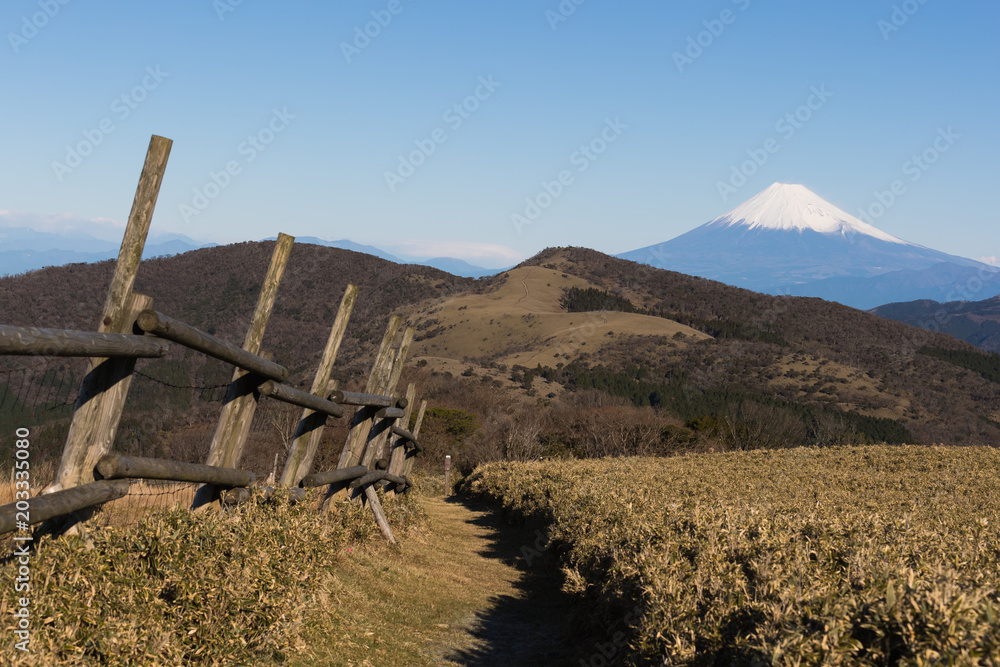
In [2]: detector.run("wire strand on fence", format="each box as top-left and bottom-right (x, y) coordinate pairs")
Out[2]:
(133, 368), (233, 392)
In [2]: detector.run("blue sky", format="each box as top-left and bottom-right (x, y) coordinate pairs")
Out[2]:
(1, 0), (997, 268)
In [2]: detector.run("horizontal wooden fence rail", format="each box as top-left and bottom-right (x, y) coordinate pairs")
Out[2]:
(390, 425), (419, 447)
(376, 407), (405, 419)
(300, 466), (368, 489)
(330, 390), (399, 408)
(258, 380), (345, 419)
(349, 469), (410, 491)
(136, 310), (289, 382)
(0, 481), (130, 534)
(0, 325), (169, 358)
(96, 454), (255, 487)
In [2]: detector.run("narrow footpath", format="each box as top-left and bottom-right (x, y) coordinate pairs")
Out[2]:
(418, 497), (583, 665)
(297, 496), (589, 666)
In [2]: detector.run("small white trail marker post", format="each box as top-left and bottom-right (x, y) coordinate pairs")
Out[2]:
(444, 455), (451, 497)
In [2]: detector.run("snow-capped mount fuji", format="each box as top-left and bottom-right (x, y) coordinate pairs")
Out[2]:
(619, 183), (997, 309)
(709, 183), (907, 242)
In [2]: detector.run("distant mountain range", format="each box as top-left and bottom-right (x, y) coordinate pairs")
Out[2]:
(6, 183), (994, 303)
(872, 295), (1000, 353)
(620, 183), (1000, 310)
(265, 237), (500, 278)
(0, 227), (502, 279)
(0, 227), (217, 276)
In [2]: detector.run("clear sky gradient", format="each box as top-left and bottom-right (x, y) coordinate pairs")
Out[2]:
(1, 1), (997, 268)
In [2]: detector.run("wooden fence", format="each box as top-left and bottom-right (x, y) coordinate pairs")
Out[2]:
(0, 135), (426, 544)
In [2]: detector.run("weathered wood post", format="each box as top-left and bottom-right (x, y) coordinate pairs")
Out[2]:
(383, 383), (416, 498)
(49, 135), (172, 497)
(364, 485), (396, 544)
(400, 399), (427, 479)
(336, 316), (403, 471)
(279, 284), (359, 487)
(444, 455), (451, 497)
(191, 233), (294, 510)
(358, 327), (414, 470)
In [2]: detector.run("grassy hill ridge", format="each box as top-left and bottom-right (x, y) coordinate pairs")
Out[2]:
(496, 247), (1000, 446)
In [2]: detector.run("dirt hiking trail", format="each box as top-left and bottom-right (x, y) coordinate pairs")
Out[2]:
(415, 497), (587, 665)
(300, 494), (609, 666)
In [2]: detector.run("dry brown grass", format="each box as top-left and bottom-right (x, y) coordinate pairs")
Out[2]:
(295, 490), (589, 666)
(1, 468), (197, 531)
(90, 480), (199, 527)
(0, 458), (55, 507)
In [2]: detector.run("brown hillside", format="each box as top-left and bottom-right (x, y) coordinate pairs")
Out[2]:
(502, 247), (1000, 445)
(409, 265), (709, 369)
(0, 241), (476, 381)
(2, 242), (999, 467)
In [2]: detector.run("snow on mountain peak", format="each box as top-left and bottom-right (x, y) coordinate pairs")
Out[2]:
(711, 183), (909, 244)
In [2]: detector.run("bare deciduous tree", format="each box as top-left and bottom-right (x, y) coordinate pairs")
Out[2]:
(719, 402), (806, 451)
(500, 411), (544, 461)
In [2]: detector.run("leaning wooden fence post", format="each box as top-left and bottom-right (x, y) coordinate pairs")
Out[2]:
(192, 233), (294, 510)
(400, 399), (427, 479)
(50, 293), (152, 494)
(444, 455), (451, 497)
(358, 326), (414, 470)
(336, 316), (403, 471)
(363, 485), (396, 544)
(383, 382), (416, 498)
(279, 283), (359, 487)
(50, 134), (172, 497)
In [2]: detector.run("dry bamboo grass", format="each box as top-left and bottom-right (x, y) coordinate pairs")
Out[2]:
(463, 445), (1000, 665)
(1, 472), (198, 532)
(0, 488), (426, 665)
(90, 479), (199, 528)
